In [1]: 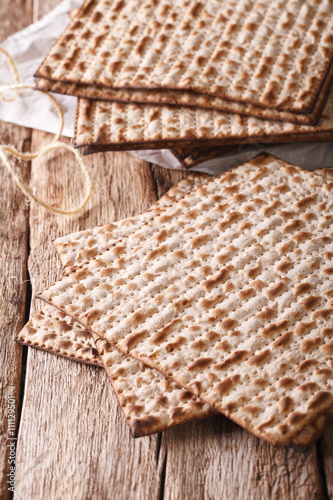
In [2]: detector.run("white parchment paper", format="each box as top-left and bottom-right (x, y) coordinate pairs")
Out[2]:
(0, 0), (332, 173)
(0, 0), (81, 138)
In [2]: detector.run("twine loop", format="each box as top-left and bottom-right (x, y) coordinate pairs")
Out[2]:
(0, 48), (92, 215)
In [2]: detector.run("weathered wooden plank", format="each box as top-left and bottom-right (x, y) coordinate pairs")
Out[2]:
(161, 413), (326, 500)
(0, 0), (32, 40)
(32, 0), (58, 22)
(0, 125), (31, 500)
(14, 133), (165, 499)
(151, 164), (186, 199)
(321, 423), (333, 500)
(0, 1), (33, 498)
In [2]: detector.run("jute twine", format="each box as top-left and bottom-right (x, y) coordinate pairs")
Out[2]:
(0, 47), (92, 215)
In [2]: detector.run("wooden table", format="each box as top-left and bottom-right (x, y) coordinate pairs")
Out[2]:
(1, 1), (332, 499)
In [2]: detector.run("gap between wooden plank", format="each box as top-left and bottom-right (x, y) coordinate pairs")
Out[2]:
(316, 441), (330, 500)
(319, 425), (333, 500)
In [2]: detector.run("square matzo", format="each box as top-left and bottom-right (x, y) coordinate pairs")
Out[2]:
(40, 154), (333, 446)
(36, 59), (333, 125)
(74, 91), (333, 150)
(36, 0), (333, 115)
(20, 167), (332, 441)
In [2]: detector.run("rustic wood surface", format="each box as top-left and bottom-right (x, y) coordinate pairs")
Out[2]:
(0, 1), (332, 499)
(0, 2), (33, 499)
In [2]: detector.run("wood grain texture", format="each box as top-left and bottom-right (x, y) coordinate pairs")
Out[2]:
(0, 0), (32, 41)
(151, 164), (186, 199)
(14, 133), (165, 500)
(320, 423), (333, 500)
(161, 417), (326, 500)
(0, 2), (33, 498)
(0, 125), (30, 500)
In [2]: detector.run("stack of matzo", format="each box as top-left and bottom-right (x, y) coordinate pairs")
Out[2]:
(34, 0), (333, 166)
(17, 154), (333, 445)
